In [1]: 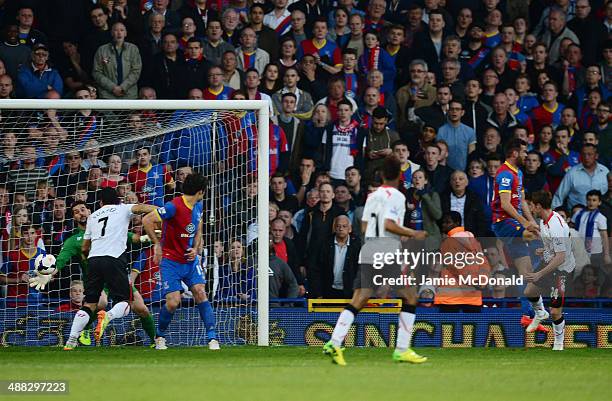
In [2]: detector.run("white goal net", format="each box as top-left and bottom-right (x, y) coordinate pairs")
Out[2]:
(0, 99), (270, 347)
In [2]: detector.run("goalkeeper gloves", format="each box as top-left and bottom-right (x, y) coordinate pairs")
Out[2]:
(29, 272), (52, 291)
(139, 230), (161, 243)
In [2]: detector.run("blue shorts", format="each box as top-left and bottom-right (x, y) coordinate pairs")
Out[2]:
(159, 257), (206, 296)
(492, 219), (529, 258)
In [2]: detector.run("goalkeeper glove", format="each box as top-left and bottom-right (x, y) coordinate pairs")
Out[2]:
(139, 230), (161, 243)
(29, 272), (52, 291)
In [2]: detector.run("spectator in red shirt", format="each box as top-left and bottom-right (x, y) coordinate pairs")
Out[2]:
(56, 280), (84, 312)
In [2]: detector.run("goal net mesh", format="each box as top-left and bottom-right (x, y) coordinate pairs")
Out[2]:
(0, 105), (262, 346)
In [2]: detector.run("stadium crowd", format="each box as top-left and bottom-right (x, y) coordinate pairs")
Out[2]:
(1, 0), (612, 310)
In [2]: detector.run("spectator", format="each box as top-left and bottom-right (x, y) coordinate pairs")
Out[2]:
(310, 214), (360, 298)
(405, 169), (442, 250)
(221, 9), (241, 47)
(553, 144), (610, 209)
(573, 264), (601, 298)
(92, 22), (142, 99)
(143, 0), (180, 33)
(423, 142), (453, 194)
(297, 182), (344, 273)
(441, 170), (488, 237)
(523, 151), (549, 195)
(221, 50), (243, 91)
(268, 242), (299, 301)
(345, 13), (365, 59)
(101, 154), (125, 188)
(572, 190), (611, 266)
(364, 107), (399, 180)
(415, 85), (452, 131)
(0, 73), (13, 99)
(57, 281), (85, 312)
(202, 19), (234, 68)
(16, 5), (48, 48)
(592, 102), (612, 168)
(282, 10), (307, 47)
(271, 218), (303, 294)
(264, 0), (292, 37)
(180, 0), (218, 35)
(436, 100), (476, 171)
(322, 100), (365, 182)
(297, 18), (342, 78)
(58, 39), (90, 94)
(203, 65), (233, 100)
(270, 173), (299, 214)
(128, 146), (174, 206)
(140, 13), (165, 64)
(147, 32), (183, 99)
(3, 225), (45, 304)
(81, 139), (106, 171)
(16, 43), (62, 99)
(359, 30), (395, 94)
(9, 146), (49, 199)
(545, 125), (581, 194)
(278, 37), (299, 76)
(540, 7), (580, 66)
(80, 5), (112, 75)
(271, 67), (314, 119)
(412, 9), (446, 69)
(248, 4), (278, 62)
(272, 93), (306, 172)
(468, 153), (502, 224)
(486, 92), (519, 143)
(532, 81), (565, 133)
(219, 239), (256, 302)
(177, 37), (212, 97)
(234, 27), (269, 75)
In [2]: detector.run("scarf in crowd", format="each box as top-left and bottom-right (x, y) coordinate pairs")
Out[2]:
(367, 46), (381, 72)
(336, 119), (360, 157)
(575, 208), (600, 253)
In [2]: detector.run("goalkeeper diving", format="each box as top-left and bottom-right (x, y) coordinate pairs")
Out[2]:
(30, 200), (159, 346)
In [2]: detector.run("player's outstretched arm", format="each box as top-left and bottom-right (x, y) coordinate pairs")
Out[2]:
(131, 204), (159, 215)
(142, 211), (163, 263)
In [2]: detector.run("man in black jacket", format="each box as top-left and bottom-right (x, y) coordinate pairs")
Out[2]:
(440, 170), (488, 237)
(271, 218), (304, 296)
(310, 215), (360, 298)
(177, 38), (212, 98)
(415, 85), (452, 131)
(297, 182), (345, 276)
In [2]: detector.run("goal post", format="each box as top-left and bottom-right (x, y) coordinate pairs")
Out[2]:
(0, 99), (270, 347)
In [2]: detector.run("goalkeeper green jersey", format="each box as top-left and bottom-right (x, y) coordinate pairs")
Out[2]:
(55, 228), (135, 281)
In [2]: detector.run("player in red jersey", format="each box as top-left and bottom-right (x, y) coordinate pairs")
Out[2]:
(142, 173), (219, 350)
(491, 138), (548, 332)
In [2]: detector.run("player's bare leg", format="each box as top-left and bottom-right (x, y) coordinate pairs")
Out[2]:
(191, 284), (219, 350)
(393, 286), (427, 363)
(65, 301), (98, 350)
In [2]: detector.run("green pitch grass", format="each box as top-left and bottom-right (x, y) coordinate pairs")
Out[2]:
(2, 347), (610, 401)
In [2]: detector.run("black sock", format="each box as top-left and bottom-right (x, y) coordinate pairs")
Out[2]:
(553, 316), (564, 325)
(345, 304), (359, 316)
(401, 303), (416, 314)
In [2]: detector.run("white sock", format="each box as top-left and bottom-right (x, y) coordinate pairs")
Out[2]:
(530, 296), (545, 314)
(69, 309), (91, 338)
(553, 317), (565, 344)
(106, 301), (131, 321)
(331, 309), (355, 347)
(395, 312), (416, 352)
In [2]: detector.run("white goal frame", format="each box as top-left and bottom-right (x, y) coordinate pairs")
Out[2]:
(0, 99), (271, 346)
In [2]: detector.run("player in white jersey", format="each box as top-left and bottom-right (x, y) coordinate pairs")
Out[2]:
(323, 155), (428, 366)
(525, 191), (576, 351)
(64, 188), (157, 350)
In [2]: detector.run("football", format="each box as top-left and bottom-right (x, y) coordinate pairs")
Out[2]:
(35, 254), (57, 275)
